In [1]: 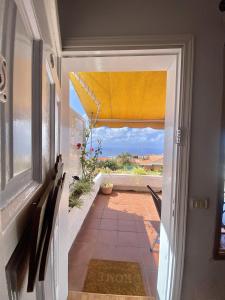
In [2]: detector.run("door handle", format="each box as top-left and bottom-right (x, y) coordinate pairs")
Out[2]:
(0, 54), (7, 103)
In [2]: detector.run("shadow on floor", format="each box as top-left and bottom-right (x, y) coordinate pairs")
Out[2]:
(68, 191), (160, 297)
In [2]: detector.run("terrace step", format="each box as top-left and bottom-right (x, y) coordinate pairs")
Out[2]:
(68, 291), (155, 300)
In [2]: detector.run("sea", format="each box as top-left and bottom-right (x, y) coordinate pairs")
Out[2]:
(99, 145), (164, 158)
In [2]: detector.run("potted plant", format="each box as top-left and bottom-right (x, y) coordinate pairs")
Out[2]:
(101, 182), (113, 195)
(69, 178), (92, 209)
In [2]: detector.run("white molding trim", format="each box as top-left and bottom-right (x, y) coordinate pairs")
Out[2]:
(61, 34), (194, 300)
(46, 55), (62, 100)
(0, 180), (41, 232)
(62, 34), (193, 55)
(43, 0), (62, 57)
(15, 0), (41, 39)
(169, 36), (194, 300)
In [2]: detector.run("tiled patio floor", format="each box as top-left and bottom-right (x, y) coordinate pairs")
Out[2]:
(68, 191), (160, 297)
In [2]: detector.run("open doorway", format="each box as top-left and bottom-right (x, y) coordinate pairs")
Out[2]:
(61, 41), (193, 300)
(69, 72), (165, 295)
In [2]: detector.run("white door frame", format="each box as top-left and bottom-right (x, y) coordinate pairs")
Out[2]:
(61, 35), (193, 300)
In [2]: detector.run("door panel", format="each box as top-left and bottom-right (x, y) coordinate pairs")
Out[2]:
(0, 0), (6, 190)
(0, 0), (33, 203)
(157, 56), (181, 300)
(13, 8), (32, 175)
(0, 1), (5, 51)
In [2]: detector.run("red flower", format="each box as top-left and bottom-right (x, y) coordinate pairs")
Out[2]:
(90, 147), (94, 152)
(76, 143), (81, 149)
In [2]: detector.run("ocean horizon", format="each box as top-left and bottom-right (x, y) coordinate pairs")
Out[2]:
(99, 146), (164, 158)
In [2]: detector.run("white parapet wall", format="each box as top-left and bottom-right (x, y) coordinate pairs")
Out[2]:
(101, 173), (163, 192)
(67, 173), (103, 250)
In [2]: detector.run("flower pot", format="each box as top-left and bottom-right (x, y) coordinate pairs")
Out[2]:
(101, 185), (113, 195)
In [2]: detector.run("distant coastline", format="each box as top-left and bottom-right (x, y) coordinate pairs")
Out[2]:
(99, 146), (164, 158)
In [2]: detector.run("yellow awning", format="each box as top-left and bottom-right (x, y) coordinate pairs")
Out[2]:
(69, 71), (167, 129)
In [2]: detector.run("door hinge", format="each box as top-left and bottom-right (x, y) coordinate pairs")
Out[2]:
(0, 54), (7, 103)
(175, 127), (183, 145)
(172, 198), (176, 217)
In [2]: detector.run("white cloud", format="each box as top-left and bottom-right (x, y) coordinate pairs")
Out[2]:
(150, 133), (164, 143)
(92, 127), (164, 151)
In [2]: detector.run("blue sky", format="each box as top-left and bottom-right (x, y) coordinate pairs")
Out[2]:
(70, 81), (164, 157)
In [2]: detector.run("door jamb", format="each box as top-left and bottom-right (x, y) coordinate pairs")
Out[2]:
(61, 35), (194, 300)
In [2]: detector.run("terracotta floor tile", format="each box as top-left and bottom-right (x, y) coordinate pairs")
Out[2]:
(107, 202), (121, 210)
(91, 202), (106, 211)
(108, 198), (121, 205)
(100, 218), (117, 231)
(94, 195), (109, 206)
(132, 206), (146, 213)
(141, 271), (152, 296)
(118, 220), (136, 232)
(83, 217), (101, 230)
(97, 229), (118, 246)
(89, 208), (104, 219)
(69, 241), (94, 266)
(136, 232), (150, 248)
(117, 231), (137, 247)
(149, 220), (160, 232)
(148, 214), (160, 222)
(114, 246), (140, 262)
(68, 264), (87, 291)
(146, 271), (158, 297)
(117, 211), (137, 221)
(68, 191), (160, 297)
(145, 222), (160, 246)
(116, 205), (131, 212)
(141, 213), (153, 221)
(93, 244), (117, 261)
(76, 229), (99, 244)
(135, 220), (146, 232)
(152, 252), (159, 268)
(139, 247), (158, 273)
(102, 209), (118, 219)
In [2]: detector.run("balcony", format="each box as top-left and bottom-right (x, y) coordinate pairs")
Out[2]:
(68, 173), (161, 299)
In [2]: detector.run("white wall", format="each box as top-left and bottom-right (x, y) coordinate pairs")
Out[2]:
(58, 1), (225, 299)
(69, 108), (85, 175)
(58, 103), (86, 300)
(67, 173), (102, 250)
(101, 174), (162, 192)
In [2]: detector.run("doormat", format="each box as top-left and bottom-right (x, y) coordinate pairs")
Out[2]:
(83, 259), (146, 296)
